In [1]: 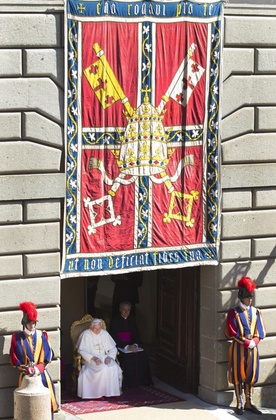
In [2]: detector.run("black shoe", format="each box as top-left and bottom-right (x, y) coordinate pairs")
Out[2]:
(245, 405), (262, 415)
(235, 407), (244, 415)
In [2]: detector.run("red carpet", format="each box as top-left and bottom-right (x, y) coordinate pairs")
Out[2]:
(61, 386), (184, 415)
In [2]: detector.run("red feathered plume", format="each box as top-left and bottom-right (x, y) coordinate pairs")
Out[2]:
(237, 277), (256, 293)
(19, 301), (38, 322)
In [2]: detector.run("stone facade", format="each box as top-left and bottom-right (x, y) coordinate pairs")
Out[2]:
(0, 0), (276, 418)
(199, 2), (276, 408)
(0, 1), (64, 418)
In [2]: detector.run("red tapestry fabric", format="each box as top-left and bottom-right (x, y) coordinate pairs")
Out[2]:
(62, 1), (223, 277)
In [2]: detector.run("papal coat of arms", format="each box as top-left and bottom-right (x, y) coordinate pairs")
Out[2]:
(62, 0), (223, 277)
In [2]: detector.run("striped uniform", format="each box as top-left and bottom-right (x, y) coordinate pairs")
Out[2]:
(10, 329), (58, 412)
(225, 305), (266, 410)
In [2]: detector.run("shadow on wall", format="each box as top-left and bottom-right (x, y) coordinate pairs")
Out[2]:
(221, 261), (252, 313)
(222, 261), (252, 288)
(255, 251), (276, 286)
(221, 245), (276, 310)
(0, 331), (8, 365)
(222, 246), (276, 289)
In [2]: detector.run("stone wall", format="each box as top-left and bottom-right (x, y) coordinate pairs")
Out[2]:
(1, 0), (276, 418)
(199, 2), (276, 408)
(0, 1), (64, 418)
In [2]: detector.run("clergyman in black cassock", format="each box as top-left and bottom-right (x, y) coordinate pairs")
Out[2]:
(109, 301), (153, 389)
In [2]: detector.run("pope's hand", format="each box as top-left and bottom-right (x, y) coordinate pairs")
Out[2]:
(104, 356), (112, 364)
(128, 344), (137, 352)
(92, 356), (102, 365)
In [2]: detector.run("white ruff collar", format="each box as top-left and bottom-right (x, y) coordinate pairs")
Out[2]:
(24, 327), (35, 336)
(240, 302), (250, 311)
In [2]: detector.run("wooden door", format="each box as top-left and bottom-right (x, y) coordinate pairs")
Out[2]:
(156, 267), (200, 393)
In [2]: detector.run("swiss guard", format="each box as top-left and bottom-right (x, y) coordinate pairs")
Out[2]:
(10, 301), (59, 413)
(225, 277), (266, 416)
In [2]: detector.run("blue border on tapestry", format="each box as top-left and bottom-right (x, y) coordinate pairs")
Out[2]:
(61, 0), (223, 277)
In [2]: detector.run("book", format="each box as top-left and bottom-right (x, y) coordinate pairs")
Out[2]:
(118, 346), (144, 353)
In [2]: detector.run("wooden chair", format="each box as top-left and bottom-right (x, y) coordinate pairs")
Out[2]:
(70, 314), (107, 392)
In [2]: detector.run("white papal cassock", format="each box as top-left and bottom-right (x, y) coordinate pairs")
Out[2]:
(77, 328), (122, 399)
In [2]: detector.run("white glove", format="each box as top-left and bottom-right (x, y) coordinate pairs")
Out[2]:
(25, 366), (35, 376)
(34, 366), (41, 376)
(249, 339), (256, 349)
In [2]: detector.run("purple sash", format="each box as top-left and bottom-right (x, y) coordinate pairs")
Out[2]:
(118, 331), (132, 343)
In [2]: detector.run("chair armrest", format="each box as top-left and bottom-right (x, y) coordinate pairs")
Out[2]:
(73, 352), (82, 373)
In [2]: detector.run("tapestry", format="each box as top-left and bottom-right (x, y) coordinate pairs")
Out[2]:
(61, 0), (223, 277)
(61, 386), (184, 414)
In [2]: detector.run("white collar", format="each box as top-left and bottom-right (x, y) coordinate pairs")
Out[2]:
(240, 302), (250, 311)
(24, 327), (35, 336)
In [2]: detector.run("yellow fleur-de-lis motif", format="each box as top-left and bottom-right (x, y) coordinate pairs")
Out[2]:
(139, 141), (150, 159)
(153, 123), (163, 136)
(153, 146), (162, 161)
(126, 147), (135, 162)
(142, 104), (150, 116)
(141, 122), (150, 131)
(127, 124), (138, 138)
